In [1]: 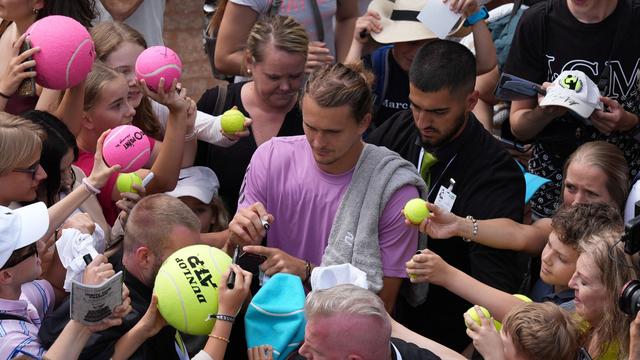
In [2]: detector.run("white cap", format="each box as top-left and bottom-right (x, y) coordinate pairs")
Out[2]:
(0, 202), (49, 269)
(540, 70), (603, 119)
(166, 166), (220, 204)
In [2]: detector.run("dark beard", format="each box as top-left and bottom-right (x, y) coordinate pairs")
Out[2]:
(419, 113), (467, 150)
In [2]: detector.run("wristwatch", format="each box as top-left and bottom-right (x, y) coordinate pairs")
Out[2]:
(464, 6), (489, 27)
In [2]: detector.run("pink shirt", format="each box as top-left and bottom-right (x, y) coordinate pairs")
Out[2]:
(0, 280), (54, 360)
(239, 136), (418, 278)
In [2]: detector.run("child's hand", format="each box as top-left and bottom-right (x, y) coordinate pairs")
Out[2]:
(305, 42), (334, 74)
(140, 78), (190, 114)
(88, 130), (121, 189)
(464, 306), (505, 360)
(444, 0), (480, 18)
(220, 117), (252, 141)
(405, 249), (452, 285)
(218, 264), (252, 316)
(0, 32), (39, 97)
(248, 345), (274, 360)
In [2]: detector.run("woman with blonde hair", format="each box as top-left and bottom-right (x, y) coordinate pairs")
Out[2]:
(569, 230), (638, 359)
(196, 15), (309, 215)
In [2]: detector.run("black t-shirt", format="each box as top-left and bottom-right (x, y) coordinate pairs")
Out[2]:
(503, 0), (640, 217)
(363, 47), (411, 128)
(195, 81), (304, 215)
(368, 111), (526, 351)
(391, 338), (442, 359)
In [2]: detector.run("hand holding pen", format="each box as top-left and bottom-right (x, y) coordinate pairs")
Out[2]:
(227, 218), (270, 289)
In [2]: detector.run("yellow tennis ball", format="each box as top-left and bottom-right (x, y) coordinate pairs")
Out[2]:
(220, 106), (246, 133)
(465, 306), (502, 331)
(513, 294), (532, 303)
(403, 198), (429, 225)
(154, 245), (232, 335)
(116, 172), (142, 193)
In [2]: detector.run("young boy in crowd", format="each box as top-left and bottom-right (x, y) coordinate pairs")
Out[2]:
(465, 302), (581, 360)
(405, 202), (623, 321)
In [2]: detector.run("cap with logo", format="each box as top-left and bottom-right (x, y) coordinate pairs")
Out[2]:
(0, 202), (49, 269)
(165, 166), (220, 204)
(540, 70), (603, 119)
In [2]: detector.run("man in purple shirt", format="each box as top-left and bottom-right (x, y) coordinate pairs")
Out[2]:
(228, 63), (426, 310)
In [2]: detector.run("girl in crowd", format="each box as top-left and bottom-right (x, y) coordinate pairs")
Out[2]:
(421, 141), (629, 255)
(74, 62), (195, 224)
(22, 110), (111, 245)
(91, 21), (247, 145)
(0, 0), (95, 114)
(196, 15), (308, 215)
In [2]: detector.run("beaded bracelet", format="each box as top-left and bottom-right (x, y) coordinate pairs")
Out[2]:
(463, 215), (478, 243)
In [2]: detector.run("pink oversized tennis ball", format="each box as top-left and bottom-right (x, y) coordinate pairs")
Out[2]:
(135, 46), (183, 92)
(25, 15), (95, 90)
(102, 125), (151, 173)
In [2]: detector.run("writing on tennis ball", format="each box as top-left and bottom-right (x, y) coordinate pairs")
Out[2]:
(116, 172), (142, 193)
(221, 106), (246, 133)
(403, 198), (429, 225)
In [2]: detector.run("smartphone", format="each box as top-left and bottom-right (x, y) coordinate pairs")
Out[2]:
(239, 251), (267, 265)
(498, 137), (530, 153)
(16, 38), (36, 97)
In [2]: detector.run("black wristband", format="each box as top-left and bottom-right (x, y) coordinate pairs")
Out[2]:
(216, 314), (235, 323)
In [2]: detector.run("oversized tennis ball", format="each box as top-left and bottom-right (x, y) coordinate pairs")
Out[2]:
(25, 16), (95, 89)
(465, 306), (502, 331)
(403, 198), (429, 225)
(102, 125), (151, 173)
(154, 245), (232, 335)
(135, 46), (182, 92)
(220, 106), (246, 134)
(116, 173), (142, 193)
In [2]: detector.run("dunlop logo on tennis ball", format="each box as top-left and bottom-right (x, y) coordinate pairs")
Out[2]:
(174, 255), (217, 304)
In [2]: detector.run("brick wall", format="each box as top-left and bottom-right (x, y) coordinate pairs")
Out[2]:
(163, 0), (219, 101)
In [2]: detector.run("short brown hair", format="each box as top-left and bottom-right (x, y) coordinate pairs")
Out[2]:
(124, 194), (201, 255)
(0, 112), (45, 175)
(302, 62), (374, 123)
(551, 202), (623, 250)
(502, 302), (581, 360)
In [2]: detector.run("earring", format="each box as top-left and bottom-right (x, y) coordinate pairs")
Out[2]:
(32, 8), (39, 14)
(247, 68), (252, 74)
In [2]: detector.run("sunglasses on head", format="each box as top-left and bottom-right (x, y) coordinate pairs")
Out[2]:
(1, 243), (38, 270)
(13, 161), (40, 179)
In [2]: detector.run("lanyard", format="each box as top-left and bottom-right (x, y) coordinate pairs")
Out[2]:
(418, 147), (457, 199)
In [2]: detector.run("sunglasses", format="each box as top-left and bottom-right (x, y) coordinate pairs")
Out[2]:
(13, 161), (40, 179)
(1, 243), (38, 270)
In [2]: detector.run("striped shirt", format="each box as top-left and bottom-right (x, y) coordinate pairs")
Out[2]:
(0, 280), (54, 360)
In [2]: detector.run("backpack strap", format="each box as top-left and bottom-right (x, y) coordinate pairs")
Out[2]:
(372, 45), (393, 109)
(213, 84), (229, 115)
(308, 0), (325, 42)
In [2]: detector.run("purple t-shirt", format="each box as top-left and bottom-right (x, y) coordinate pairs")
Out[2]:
(0, 280), (54, 360)
(239, 135), (418, 278)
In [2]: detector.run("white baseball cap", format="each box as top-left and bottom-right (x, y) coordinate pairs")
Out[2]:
(540, 70), (603, 119)
(0, 202), (49, 269)
(166, 166), (220, 204)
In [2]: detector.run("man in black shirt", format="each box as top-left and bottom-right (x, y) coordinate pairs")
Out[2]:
(39, 195), (202, 360)
(368, 40), (525, 351)
(504, 0), (640, 219)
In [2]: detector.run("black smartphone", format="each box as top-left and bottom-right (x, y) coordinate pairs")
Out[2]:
(239, 251), (267, 265)
(16, 38), (36, 97)
(498, 137), (530, 153)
